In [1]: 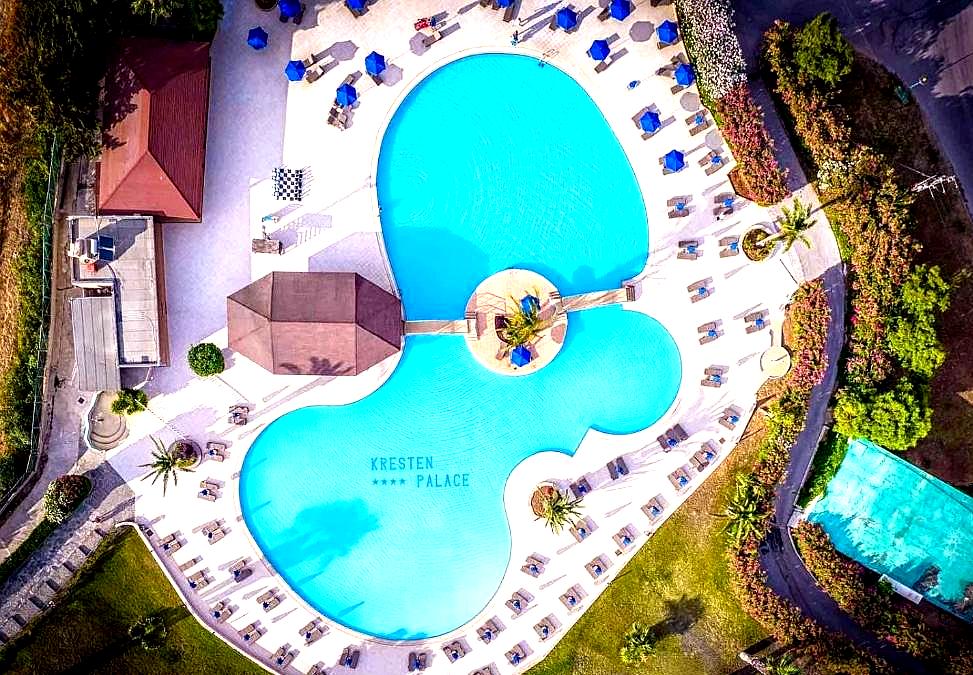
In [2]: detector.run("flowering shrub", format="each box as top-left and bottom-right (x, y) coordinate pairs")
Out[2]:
(674, 0), (746, 102)
(715, 84), (789, 205)
(43, 474), (91, 524)
(787, 281), (830, 393)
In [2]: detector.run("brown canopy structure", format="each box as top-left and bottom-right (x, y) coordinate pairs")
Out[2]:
(227, 272), (402, 375)
(98, 39), (211, 222)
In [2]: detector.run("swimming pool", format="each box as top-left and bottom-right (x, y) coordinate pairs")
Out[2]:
(808, 439), (973, 622)
(240, 54), (681, 640)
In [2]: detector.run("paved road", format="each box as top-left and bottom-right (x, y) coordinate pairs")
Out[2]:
(733, 0), (973, 217)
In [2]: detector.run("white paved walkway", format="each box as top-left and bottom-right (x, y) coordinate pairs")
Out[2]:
(102, 1), (814, 673)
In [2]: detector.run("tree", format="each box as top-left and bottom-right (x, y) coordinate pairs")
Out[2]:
(723, 474), (767, 544)
(500, 294), (550, 349)
(536, 488), (583, 534)
(900, 265), (951, 316)
(765, 652), (802, 675)
(139, 436), (196, 495)
(794, 13), (854, 86)
(130, 0), (224, 35)
(766, 199), (814, 253)
(620, 622), (658, 664)
(888, 317), (945, 378)
(833, 380), (932, 451)
(111, 388), (148, 416)
(187, 342), (224, 377)
(129, 614), (167, 650)
(43, 474), (92, 524)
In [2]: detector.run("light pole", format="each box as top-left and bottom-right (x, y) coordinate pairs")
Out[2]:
(909, 74), (930, 89)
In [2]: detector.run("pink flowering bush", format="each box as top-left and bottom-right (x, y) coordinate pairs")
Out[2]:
(787, 281), (830, 394)
(716, 84), (790, 205)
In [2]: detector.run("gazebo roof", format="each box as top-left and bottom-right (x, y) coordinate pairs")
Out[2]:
(227, 272), (402, 375)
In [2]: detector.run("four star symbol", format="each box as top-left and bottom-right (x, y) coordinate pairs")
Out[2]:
(372, 477), (409, 486)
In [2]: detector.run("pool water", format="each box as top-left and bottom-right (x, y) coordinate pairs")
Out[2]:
(808, 439), (973, 621)
(240, 54), (681, 640)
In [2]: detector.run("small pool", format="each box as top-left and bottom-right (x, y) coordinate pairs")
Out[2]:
(240, 54), (681, 640)
(808, 439), (973, 621)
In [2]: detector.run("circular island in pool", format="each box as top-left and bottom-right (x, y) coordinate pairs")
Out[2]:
(239, 54), (682, 641)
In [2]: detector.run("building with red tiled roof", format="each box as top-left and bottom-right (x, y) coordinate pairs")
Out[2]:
(97, 39), (211, 222)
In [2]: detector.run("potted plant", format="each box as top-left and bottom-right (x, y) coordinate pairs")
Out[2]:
(255, 0), (276, 11)
(534, 486), (583, 534)
(742, 224), (778, 262)
(499, 291), (550, 354)
(743, 199), (815, 262)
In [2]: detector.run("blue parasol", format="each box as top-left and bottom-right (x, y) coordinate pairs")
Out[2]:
(365, 51), (387, 76)
(674, 63), (695, 86)
(336, 83), (358, 106)
(657, 20), (679, 45)
(639, 110), (661, 132)
(609, 0), (632, 20)
(247, 27), (269, 50)
(588, 39), (610, 61)
(663, 149), (685, 172)
(511, 345), (532, 367)
(284, 60), (306, 81)
(555, 7), (578, 30)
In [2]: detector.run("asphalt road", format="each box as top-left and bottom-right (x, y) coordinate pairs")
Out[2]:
(733, 0), (973, 216)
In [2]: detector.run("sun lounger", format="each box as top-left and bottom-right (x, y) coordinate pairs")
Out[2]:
(443, 641), (466, 662)
(408, 651), (429, 671)
(535, 615), (558, 640)
(188, 570), (208, 590)
(676, 250), (698, 260)
(211, 600), (232, 622)
(669, 468), (692, 491)
(206, 442), (227, 460)
(706, 160), (727, 176)
(670, 83), (686, 94)
(699, 332), (720, 345)
(597, 6), (610, 20)
(613, 526), (637, 549)
(422, 32), (442, 48)
(687, 280), (707, 292)
(178, 557), (198, 571)
(478, 618), (501, 642)
(672, 424), (688, 441)
(607, 460), (619, 480)
(594, 60), (610, 73)
(560, 586), (583, 611)
(305, 66), (324, 83)
(569, 520), (591, 542)
(691, 287), (711, 303)
(197, 490), (217, 501)
(667, 196), (690, 207)
(257, 589), (275, 604)
(668, 207), (690, 218)
(304, 626), (325, 644)
(339, 647), (361, 668)
(657, 435), (671, 452)
(586, 556), (609, 579)
(689, 119), (711, 135)
(705, 366), (725, 376)
(697, 321), (717, 333)
(272, 646), (286, 663)
(521, 561), (543, 577)
(159, 532), (176, 545)
(506, 644), (528, 666)
(506, 591), (529, 615)
(678, 239), (699, 248)
(615, 456), (628, 475)
(642, 495), (666, 521)
(239, 624), (262, 643)
(503, 1), (516, 21)
(569, 477), (591, 499)
(200, 479), (219, 491)
(206, 528), (225, 544)
(307, 665), (324, 675)
(162, 539), (181, 555)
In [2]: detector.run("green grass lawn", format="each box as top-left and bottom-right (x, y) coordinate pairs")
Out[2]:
(528, 428), (767, 675)
(0, 528), (255, 675)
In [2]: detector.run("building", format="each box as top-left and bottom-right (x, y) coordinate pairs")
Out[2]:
(67, 216), (168, 392)
(227, 272), (403, 376)
(97, 39), (211, 222)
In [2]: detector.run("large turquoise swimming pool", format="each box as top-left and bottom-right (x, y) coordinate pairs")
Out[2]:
(240, 55), (681, 640)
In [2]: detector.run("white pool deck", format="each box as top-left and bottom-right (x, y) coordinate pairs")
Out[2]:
(104, 0), (835, 673)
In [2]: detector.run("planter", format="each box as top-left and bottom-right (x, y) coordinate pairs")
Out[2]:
(530, 483), (556, 517)
(255, 0), (276, 11)
(169, 439), (202, 469)
(742, 225), (780, 263)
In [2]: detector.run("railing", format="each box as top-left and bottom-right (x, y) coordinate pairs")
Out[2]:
(0, 137), (60, 520)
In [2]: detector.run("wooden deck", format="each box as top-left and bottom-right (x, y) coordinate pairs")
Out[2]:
(403, 319), (474, 336)
(560, 286), (634, 313)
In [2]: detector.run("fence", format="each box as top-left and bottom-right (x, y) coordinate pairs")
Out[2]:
(0, 137), (60, 520)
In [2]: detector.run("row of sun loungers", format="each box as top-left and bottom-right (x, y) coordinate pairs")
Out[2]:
(187, 568), (209, 591)
(160, 532), (181, 555)
(690, 442), (720, 471)
(478, 617), (503, 642)
(657, 423), (688, 451)
(443, 640), (467, 662)
(560, 584), (585, 611)
(211, 599), (232, 622)
(702, 366), (726, 388)
(238, 622), (262, 643)
(585, 555), (610, 580)
(700, 150), (728, 176)
(506, 590), (531, 615)
(688, 278), (712, 303)
(229, 557), (252, 582)
(613, 525), (638, 550)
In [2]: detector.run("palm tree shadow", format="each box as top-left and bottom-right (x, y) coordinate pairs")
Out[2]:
(651, 594), (705, 639)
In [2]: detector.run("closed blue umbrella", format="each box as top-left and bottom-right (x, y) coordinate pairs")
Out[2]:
(657, 20), (679, 45)
(496, 0), (513, 6)
(511, 345), (532, 367)
(674, 63), (695, 86)
(520, 295), (539, 314)
(337, 82), (358, 107)
(346, 0), (366, 9)
(588, 39), (610, 61)
(663, 150), (685, 172)
(365, 51), (387, 76)
(609, 0), (632, 20)
(639, 110), (661, 132)
(279, 0), (301, 18)
(247, 27), (269, 50)
(284, 60), (306, 81)
(555, 8), (578, 30)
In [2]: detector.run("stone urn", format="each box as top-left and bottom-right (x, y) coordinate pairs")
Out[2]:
(742, 224), (780, 263)
(169, 439), (202, 469)
(530, 483), (557, 517)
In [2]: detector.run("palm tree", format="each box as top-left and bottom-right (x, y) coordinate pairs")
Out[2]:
(764, 199), (814, 253)
(500, 292), (550, 349)
(139, 436), (195, 495)
(536, 488), (583, 534)
(111, 388), (148, 416)
(723, 474), (766, 544)
(764, 652), (802, 675)
(620, 622), (657, 664)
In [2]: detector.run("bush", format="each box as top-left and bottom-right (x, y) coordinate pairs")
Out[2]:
(619, 622), (657, 663)
(834, 379), (932, 451)
(715, 84), (790, 205)
(43, 474), (92, 524)
(128, 614), (168, 650)
(674, 0), (747, 103)
(787, 280), (831, 394)
(187, 343), (224, 377)
(794, 13), (854, 87)
(110, 388), (149, 416)
(888, 317), (945, 379)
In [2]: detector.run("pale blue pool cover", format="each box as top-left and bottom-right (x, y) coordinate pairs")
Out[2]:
(807, 438), (973, 622)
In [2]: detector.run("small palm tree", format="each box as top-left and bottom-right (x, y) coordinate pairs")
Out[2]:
(139, 437), (195, 495)
(500, 292), (550, 349)
(723, 474), (766, 544)
(764, 652), (802, 675)
(111, 388), (148, 416)
(536, 488), (583, 534)
(620, 622), (657, 664)
(764, 199), (814, 253)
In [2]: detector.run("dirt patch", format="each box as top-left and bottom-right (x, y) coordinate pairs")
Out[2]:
(837, 56), (973, 486)
(0, 184), (31, 459)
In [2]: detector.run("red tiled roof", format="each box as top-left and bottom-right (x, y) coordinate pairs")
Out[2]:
(98, 39), (211, 222)
(227, 272), (403, 376)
